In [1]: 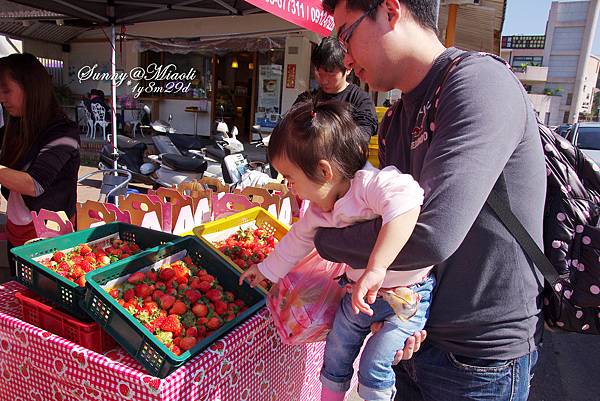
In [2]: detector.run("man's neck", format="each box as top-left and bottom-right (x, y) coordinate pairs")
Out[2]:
(328, 80), (349, 95)
(396, 39), (446, 93)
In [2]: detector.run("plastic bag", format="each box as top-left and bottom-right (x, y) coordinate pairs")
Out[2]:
(267, 249), (346, 345)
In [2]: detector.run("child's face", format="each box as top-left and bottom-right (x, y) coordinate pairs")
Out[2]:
(272, 156), (346, 212)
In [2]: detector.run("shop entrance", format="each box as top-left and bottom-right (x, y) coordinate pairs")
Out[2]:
(213, 52), (256, 142)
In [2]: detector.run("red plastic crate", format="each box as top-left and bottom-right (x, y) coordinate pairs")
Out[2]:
(15, 290), (117, 353)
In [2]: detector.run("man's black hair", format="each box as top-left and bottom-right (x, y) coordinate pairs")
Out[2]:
(311, 37), (347, 73)
(323, 0), (438, 34)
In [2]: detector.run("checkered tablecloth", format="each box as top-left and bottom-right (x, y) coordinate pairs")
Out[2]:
(0, 281), (357, 401)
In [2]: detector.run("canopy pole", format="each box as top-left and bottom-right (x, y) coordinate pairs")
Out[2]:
(111, 23), (120, 205)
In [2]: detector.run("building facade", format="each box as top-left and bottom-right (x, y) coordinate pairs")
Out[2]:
(502, 0), (599, 126)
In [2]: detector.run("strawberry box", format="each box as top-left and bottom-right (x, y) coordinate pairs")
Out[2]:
(193, 207), (289, 293)
(11, 222), (180, 320)
(82, 236), (266, 378)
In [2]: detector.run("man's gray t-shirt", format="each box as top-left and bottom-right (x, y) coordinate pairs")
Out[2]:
(315, 48), (546, 359)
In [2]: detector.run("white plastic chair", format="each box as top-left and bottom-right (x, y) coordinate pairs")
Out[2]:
(129, 108), (145, 137)
(83, 107), (95, 138)
(91, 102), (110, 140)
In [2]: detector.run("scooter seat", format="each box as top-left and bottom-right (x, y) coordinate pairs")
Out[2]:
(162, 153), (207, 174)
(116, 134), (145, 150)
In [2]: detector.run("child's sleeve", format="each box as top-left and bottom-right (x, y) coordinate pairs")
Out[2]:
(364, 167), (424, 224)
(258, 206), (319, 282)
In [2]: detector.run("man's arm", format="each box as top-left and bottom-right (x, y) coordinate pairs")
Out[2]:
(350, 88), (378, 138)
(315, 58), (531, 270)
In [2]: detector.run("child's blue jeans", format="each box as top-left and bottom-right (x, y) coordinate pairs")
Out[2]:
(320, 275), (435, 401)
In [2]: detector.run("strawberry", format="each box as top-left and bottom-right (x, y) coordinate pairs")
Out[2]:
(98, 255), (111, 266)
(184, 290), (202, 304)
(224, 313), (235, 322)
(120, 254), (131, 260)
(79, 244), (92, 256)
(199, 274), (215, 283)
(179, 336), (197, 351)
(185, 327), (198, 338)
(160, 315), (182, 337)
(224, 291), (235, 302)
(214, 300), (228, 315)
(169, 300), (187, 315)
(147, 271), (158, 282)
(109, 289), (120, 299)
(152, 290), (165, 301)
(127, 272), (145, 284)
(206, 289), (223, 302)
(52, 251), (66, 263)
(159, 295), (176, 310)
(159, 268), (176, 281)
(75, 276), (86, 287)
(195, 281), (210, 293)
(134, 283), (152, 298)
(197, 325), (207, 337)
(171, 345), (182, 356)
(123, 288), (135, 302)
(192, 303), (208, 317)
(182, 256), (193, 265)
(206, 317), (222, 330)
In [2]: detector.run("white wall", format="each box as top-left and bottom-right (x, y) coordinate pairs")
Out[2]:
(281, 35), (313, 115)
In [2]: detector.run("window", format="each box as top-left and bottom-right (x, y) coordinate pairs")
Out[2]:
(563, 111), (570, 123)
(501, 35), (545, 49)
(566, 93), (573, 105)
(575, 127), (600, 150)
(140, 51), (212, 99)
(38, 57), (64, 86)
(511, 56), (543, 68)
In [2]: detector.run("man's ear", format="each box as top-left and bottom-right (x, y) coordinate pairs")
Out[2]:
(383, 0), (401, 27)
(318, 160), (335, 182)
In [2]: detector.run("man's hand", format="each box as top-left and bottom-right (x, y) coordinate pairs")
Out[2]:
(238, 264), (266, 288)
(351, 267), (387, 315)
(371, 323), (427, 364)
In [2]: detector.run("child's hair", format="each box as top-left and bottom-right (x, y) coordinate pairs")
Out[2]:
(268, 100), (369, 184)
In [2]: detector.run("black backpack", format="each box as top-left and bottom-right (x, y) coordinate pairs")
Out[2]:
(419, 51), (600, 334)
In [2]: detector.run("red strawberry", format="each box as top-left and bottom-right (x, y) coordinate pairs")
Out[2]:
(206, 317), (222, 330)
(186, 327), (198, 338)
(147, 271), (158, 282)
(197, 281), (212, 292)
(134, 283), (152, 298)
(160, 315), (182, 337)
(169, 300), (187, 315)
(182, 256), (193, 265)
(159, 268), (176, 281)
(206, 289), (222, 302)
(224, 313), (235, 322)
(152, 290), (165, 301)
(192, 303), (208, 317)
(224, 291), (235, 302)
(127, 272), (145, 284)
(123, 289), (135, 302)
(75, 276), (86, 287)
(109, 289), (120, 298)
(197, 325), (207, 337)
(184, 290), (202, 304)
(52, 251), (66, 263)
(171, 345), (181, 356)
(179, 336), (197, 351)
(159, 295), (176, 310)
(199, 274), (215, 283)
(79, 244), (92, 255)
(214, 300), (228, 315)
(98, 255), (111, 265)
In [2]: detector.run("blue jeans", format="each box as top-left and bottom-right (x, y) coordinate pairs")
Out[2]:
(320, 275), (435, 401)
(393, 342), (539, 401)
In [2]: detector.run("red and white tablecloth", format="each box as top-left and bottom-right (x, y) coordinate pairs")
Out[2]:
(0, 281), (357, 401)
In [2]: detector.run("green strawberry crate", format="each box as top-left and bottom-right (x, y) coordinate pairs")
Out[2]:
(11, 222), (181, 320)
(81, 236), (266, 378)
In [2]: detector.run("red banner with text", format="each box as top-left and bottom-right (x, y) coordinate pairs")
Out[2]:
(245, 0), (334, 37)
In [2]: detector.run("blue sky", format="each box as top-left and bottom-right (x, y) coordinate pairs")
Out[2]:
(503, 0), (600, 56)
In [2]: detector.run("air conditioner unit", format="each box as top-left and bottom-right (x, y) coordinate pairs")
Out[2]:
(440, 0), (481, 5)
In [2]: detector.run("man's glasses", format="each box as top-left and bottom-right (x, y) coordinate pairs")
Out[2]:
(336, 0), (384, 53)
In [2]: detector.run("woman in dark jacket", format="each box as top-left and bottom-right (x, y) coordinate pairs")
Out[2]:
(0, 53), (80, 248)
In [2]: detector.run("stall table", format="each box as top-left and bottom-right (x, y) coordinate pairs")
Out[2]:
(0, 281), (357, 401)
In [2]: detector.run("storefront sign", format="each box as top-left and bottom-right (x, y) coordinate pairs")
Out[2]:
(286, 64), (296, 88)
(256, 64), (283, 129)
(244, 0), (334, 37)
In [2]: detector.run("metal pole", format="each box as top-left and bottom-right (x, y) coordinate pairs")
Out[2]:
(111, 24), (119, 206)
(445, 4), (458, 47)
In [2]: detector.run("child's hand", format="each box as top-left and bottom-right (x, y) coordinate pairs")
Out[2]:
(351, 268), (387, 316)
(239, 264), (266, 288)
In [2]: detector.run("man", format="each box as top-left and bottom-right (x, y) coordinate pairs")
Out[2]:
(296, 36), (378, 138)
(314, 0), (546, 400)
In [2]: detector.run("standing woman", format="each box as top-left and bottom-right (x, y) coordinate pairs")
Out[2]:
(0, 53), (80, 251)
